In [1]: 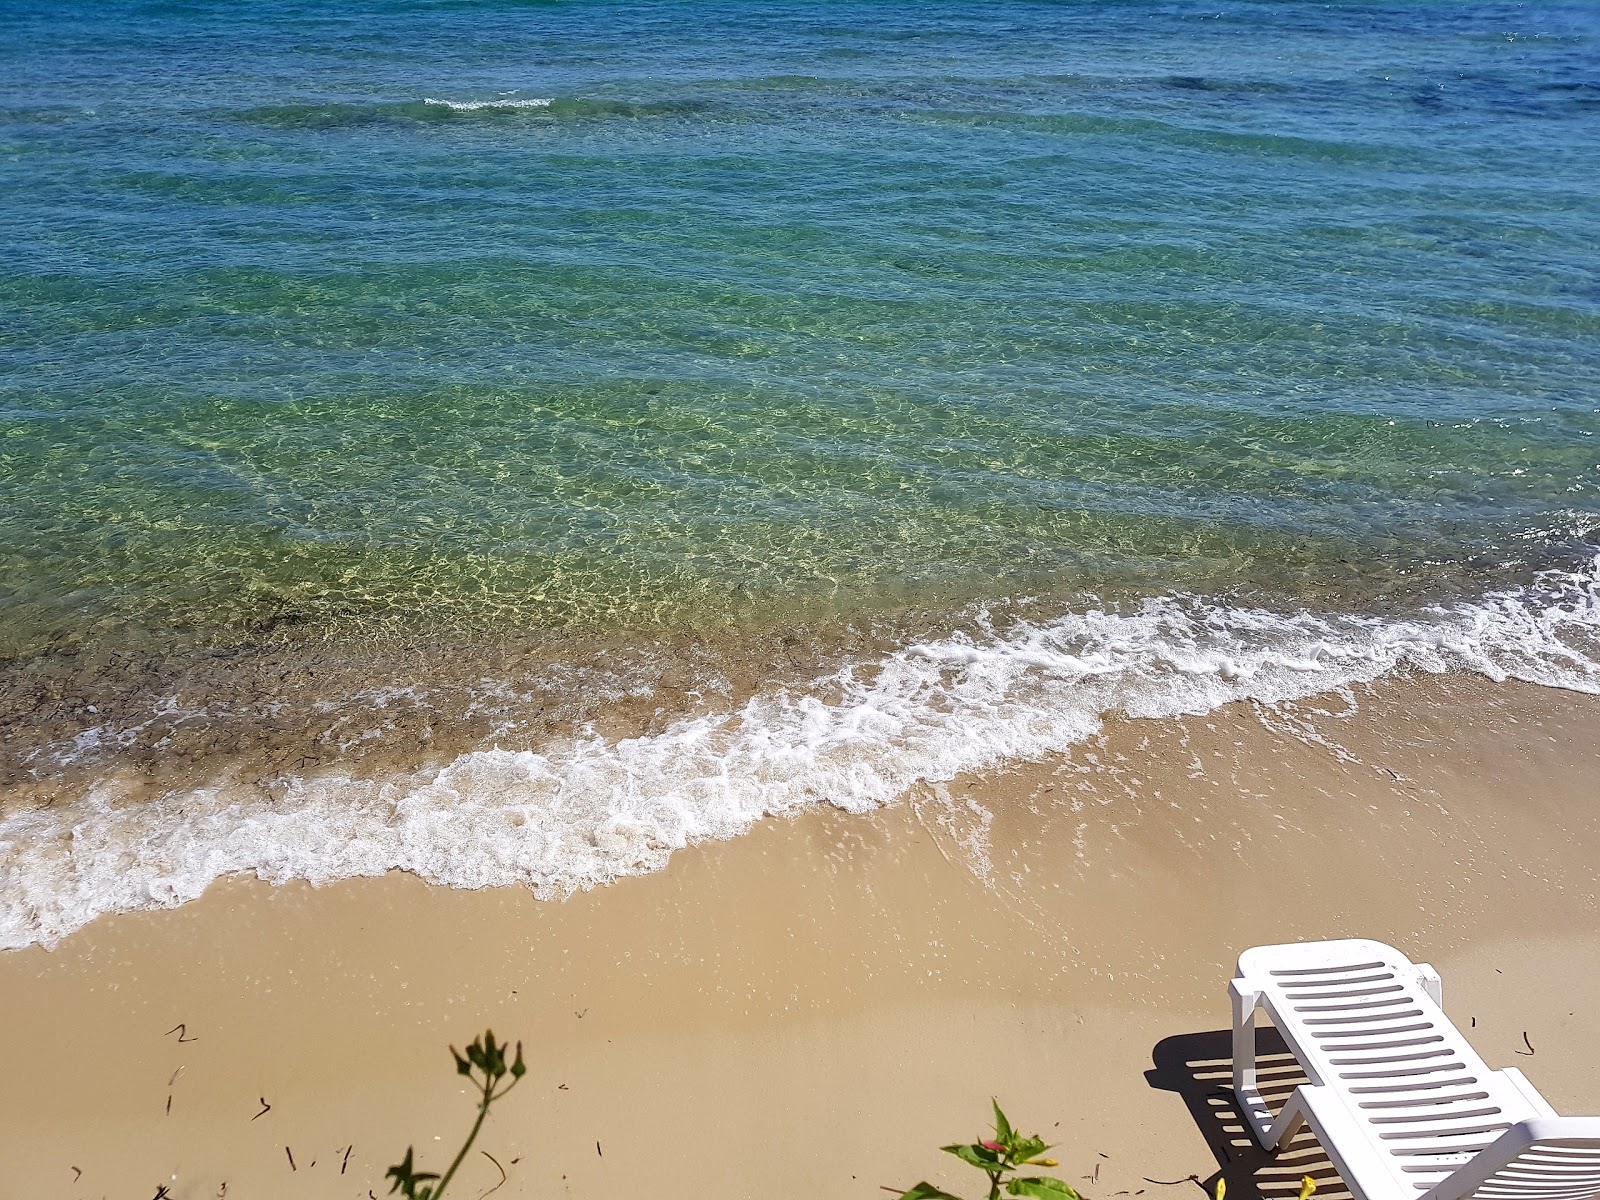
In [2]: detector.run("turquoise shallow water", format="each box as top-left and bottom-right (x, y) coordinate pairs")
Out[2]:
(4, 1), (1600, 948)
(3, 0), (1599, 654)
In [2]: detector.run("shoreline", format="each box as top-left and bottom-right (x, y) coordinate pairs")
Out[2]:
(6, 559), (1600, 951)
(3, 671), (1598, 1197)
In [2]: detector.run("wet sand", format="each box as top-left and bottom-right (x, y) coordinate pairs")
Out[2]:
(2, 672), (1598, 1198)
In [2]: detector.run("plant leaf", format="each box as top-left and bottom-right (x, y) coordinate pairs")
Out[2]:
(993, 1100), (1014, 1143)
(1012, 1136), (1048, 1162)
(1007, 1178), (1081, 1200)
(944, 1143), (1002, 1169)
(900, 1184), (968, 1200)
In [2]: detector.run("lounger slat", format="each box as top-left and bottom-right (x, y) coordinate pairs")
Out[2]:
(1336, 1036), (1448, 1053)
(1315, 1023), (1438, 1039)
(1292, 984), (1409, 1000)
(1483, 1166), (1600, 1180)
(1370, 1110), (1507, 1128)
(1357, 1093), (1494, 1110)
(1341, 1067), (1473, 1085)
(1330, 1050), (1455, 1067)
(1385, 1134), (1508, 1149)
(1280, 972), (1401, 990)
(1297, 997), (1419, 1014)
(1310, 1017), (1431, 1030)
(1350, 1081), (1472, 1100)
(1269, 960), (1389, 976)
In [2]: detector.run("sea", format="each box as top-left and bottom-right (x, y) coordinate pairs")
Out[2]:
(2, 0), (1598, 948)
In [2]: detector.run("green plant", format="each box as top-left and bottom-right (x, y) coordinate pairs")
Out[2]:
(386, 1029), (526, 1200)
(896, 1101), (1081, 1200)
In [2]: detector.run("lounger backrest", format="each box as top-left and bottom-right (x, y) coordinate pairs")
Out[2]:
(1423, 1119), (1600, 1200)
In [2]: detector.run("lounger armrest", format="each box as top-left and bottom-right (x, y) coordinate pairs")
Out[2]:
(1499, 1067), (1559, 1119)
(1421, 1118), (1600, 1200)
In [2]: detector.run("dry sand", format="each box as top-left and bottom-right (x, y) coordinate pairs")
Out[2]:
(2, 672), (1598, 1199)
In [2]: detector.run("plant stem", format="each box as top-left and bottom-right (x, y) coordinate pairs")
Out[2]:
(431, 1076), (495, 1199)
(989, 1168), (1002, 1200)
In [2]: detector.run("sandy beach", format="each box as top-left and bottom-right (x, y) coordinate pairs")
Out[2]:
(4, 671), (1597, 1199)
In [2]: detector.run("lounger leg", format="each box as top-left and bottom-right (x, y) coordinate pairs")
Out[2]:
(1264, 1087), (1310, 1152)
(1416, 962), (1442, 1007)
(1232, 982), (1257, 1097)
(1230, 980), (1273, 1148)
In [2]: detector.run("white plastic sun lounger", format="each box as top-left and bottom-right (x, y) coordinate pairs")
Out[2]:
(1230, 938), (1600, 1200)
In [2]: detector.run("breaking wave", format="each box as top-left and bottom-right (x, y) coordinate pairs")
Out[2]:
(3, 559), (1597, 949)
(421, 96), (553, 110)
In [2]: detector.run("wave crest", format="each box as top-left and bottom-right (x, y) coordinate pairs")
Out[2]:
(421, 96), (553, 111)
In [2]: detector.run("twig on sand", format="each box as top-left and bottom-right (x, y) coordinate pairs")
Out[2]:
(477, 1151), (509, 1199)
(596, 1140), (603, 1157)
(165, 1023), (198, 1043)
(252, 1098), (271, 1121)
(286, 1146), (296, 1171)
(342, 1145), (353, 1175)
(1516, 1031), (1536, 1056)
(1143, 1175), (1200, 1186)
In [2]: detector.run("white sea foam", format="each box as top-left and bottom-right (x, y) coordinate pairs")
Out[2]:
(3, 560), (1598, 949)
(422, 96), (553, 111)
